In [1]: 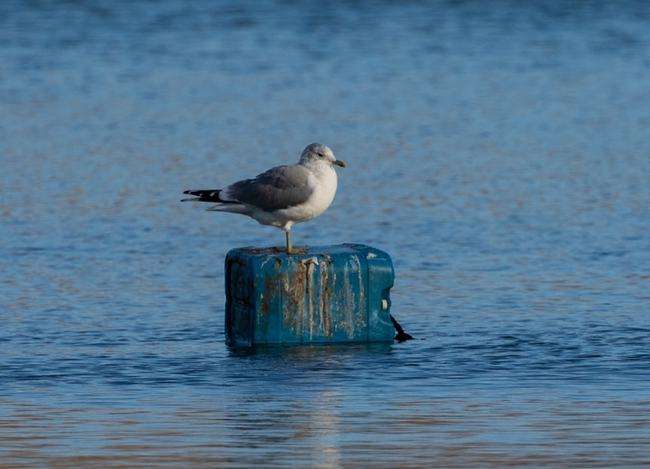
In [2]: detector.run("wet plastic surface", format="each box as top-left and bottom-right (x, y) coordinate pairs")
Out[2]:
(225, 244), (394, 346)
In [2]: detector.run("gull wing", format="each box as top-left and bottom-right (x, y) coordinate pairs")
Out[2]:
(220, 165), (314, 211)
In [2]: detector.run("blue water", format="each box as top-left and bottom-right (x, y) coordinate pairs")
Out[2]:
(2, 0), (650, 465)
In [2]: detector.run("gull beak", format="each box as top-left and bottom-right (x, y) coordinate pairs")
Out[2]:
(333, 159), (347, 168)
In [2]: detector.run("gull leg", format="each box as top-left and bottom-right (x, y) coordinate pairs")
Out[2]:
(285, 230), (293, 254)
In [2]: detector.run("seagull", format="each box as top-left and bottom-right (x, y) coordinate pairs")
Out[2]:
(182, 143), (346, 254)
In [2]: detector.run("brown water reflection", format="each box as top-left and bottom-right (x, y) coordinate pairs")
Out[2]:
(2, 395), (650, 466)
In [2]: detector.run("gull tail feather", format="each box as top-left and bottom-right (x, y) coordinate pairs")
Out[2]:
(206, 203), (248, 213)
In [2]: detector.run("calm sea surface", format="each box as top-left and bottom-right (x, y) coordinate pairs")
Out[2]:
(2, 1), (650, 466)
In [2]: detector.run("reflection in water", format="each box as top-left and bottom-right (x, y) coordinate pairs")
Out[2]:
(2, 390), (650, 466)
(229, 342), (394, 358)
(2, 0), (650, 465)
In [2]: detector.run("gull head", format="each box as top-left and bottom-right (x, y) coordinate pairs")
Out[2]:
(299, 143), (346, 168)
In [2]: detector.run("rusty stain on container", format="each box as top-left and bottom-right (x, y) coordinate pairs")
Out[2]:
(225, 244), (395, 347)
(320, 259), (332, 337)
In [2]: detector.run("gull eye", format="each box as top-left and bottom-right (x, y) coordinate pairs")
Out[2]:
(317, 152), (324, 157)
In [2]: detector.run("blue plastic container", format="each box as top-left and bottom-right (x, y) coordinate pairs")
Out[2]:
(225, 244), (395, 347)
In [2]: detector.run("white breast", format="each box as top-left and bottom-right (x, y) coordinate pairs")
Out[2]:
(306, 164), (338, 216)
(275, 163), (338, 225)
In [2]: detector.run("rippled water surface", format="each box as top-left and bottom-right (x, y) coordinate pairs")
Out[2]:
(2, 1), (650, 466)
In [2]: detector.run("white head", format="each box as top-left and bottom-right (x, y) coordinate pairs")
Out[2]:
(299, 143), (346, 168)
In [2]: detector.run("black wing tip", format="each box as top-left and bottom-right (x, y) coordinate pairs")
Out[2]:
(183, 189), (207, 196)
(181, 189), (222, 202)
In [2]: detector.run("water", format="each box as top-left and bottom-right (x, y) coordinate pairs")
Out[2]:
(2, 0), (650, 465)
